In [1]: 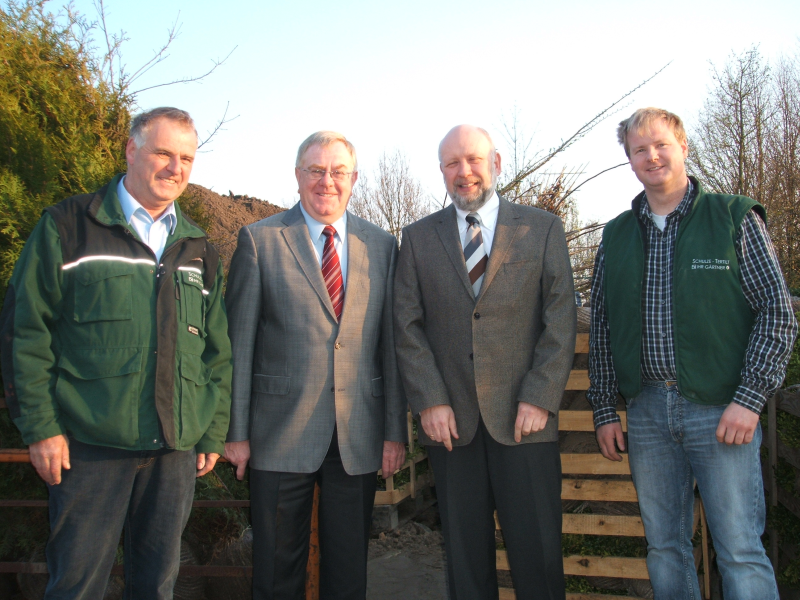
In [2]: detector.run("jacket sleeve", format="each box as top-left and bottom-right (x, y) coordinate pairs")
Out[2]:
(514, 215), (576, 414)
(223, 225), (262, 442)
(1, 213), (67, 444)
(393, 227), (452, 416)
(195, 257), (233, 455)
(381, 238), (408, 443)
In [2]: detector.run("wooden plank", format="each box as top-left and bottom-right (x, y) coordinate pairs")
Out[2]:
(497, 552), (649, 579)
(778, 488), (800, 521)
(561, 478), (638, 502)
(575, 333), (589, 354)
(566, 370), (590, 391)
(559, 411), (628, 433)
(500, 591), (644, 600)
(374, 472), (433, 506)
(777, 439), (800, 472)
(561, 453), (631, 475)
(562, 513), (644, 537)
(564, 554), (649, 579)
(0, 449), (30, 463)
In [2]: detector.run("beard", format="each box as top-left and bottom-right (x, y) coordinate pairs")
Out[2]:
(448, 174), (497, 212)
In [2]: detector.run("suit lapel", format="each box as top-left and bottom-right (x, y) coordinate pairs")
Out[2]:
(281, 204), (338, 321)
(435, 205), (475, 299)
(341, 212), (367, 323)
(479, 197), (520, 299)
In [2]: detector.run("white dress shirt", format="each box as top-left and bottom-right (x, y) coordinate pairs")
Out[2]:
(299, 202), (348, 287)
(454, 191), (500, 254)
(117, 177), (176, 261)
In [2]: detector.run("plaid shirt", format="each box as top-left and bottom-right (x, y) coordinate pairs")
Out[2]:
(588, 181), (797, 428)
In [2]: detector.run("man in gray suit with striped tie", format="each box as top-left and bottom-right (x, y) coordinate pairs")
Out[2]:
(394, 125), (576, 599)
(224, 131), (407, 600)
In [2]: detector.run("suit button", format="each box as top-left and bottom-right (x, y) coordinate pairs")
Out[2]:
(469, 353), (473, 360)
(334, 343), (341, 349)
(474, 312), (480, 319)
(330, 386), (335, 392)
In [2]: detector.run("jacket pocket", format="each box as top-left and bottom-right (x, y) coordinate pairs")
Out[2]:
(74, 263), (135, 323)
(56, 347), (142, 446)
(252, 374), (291, 396)
(178, 353), (219, 447)
(371, 376), (384, 397)
(176, 270), (206, 331)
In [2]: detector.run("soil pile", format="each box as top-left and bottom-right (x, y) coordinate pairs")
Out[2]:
(181, 184), (286, 275)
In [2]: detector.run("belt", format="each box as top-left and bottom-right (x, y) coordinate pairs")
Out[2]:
(642, 379), (678, 388)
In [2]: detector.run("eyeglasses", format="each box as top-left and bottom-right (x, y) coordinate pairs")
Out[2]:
(300, 168), (354, 182)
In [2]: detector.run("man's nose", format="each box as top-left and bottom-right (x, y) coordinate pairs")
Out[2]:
(457, 161), (472, 176)
(167, 155), (181, 173)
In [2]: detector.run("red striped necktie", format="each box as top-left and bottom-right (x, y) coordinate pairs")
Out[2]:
(322, 225), (344, 321)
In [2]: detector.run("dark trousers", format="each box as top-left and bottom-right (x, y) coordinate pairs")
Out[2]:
(44, 439), (196, 600)
(250, 435), (378, 600)
(427, 420), (565, 600)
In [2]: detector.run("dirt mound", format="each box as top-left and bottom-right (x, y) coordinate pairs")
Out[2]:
(181, 183), (286, 275)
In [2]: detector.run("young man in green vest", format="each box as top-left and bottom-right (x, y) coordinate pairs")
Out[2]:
(588, 107), (796, 599)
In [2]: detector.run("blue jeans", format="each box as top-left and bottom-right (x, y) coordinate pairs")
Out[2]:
(44, 439), (196, 600)
(626, 381), (778, 600)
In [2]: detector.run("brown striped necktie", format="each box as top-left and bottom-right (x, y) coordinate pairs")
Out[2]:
(464, 213), (488, 297)
(322, 225), (344, 321)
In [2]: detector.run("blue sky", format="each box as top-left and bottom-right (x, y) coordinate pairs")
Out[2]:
(69, 0), (800, 222)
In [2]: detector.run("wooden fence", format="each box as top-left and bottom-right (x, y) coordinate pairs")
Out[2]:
(766, 388), (800, 583)
(495, 333), (711, 600)
(2, 333), (715, 600)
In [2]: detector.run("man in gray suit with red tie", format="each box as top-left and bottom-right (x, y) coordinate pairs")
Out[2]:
(224, 131), (407, 600)
(394, 125), (576, 599)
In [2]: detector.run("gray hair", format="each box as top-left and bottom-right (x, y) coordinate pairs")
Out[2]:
(617, 107), (687, 158)
(295, 131), (358, 170)
(130, 107), (197, 148)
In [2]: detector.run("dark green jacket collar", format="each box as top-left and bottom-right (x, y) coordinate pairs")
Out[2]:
(88, 173), (206, 240)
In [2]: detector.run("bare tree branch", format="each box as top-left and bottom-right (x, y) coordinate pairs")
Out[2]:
(197, 101), (240, 150)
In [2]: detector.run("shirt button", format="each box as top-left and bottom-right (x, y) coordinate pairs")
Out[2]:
(661, 332), (667, 338)
(661, 300), (666, 305)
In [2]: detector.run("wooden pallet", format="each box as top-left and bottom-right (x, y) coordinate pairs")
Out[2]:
(495, 333), (711, 599)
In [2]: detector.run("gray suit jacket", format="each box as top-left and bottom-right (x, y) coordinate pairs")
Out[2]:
(394, 197), (576, 446)
(225, 204), (406, 474)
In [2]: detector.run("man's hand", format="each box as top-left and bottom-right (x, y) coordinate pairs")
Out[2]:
(514, 402), (550, 443)
(420, 405), (459, 451)
(716, 403), (760, 445)
(29, 434), (70, 485)
(224, 440), (251, 480)
(382, 441), (406, 476)
(596, 422), (625, 461)
(196, 453), (220, 477)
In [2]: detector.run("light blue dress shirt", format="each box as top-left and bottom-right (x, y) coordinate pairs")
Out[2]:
(298, 202), (348, 287)
(117, 177), (177, 262)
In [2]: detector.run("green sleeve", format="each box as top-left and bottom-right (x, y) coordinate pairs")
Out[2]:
(6, 213), (68, 444)
(194, 259), (233, 455)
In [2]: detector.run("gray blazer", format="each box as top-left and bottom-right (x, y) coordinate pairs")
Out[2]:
(394, 197), (576, 446)
(225, 204), (406, 475)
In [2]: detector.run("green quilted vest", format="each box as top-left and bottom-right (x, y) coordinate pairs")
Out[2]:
(602, 179), (763, 404)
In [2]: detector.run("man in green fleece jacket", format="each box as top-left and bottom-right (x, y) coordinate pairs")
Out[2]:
(0, 107), (232, 600)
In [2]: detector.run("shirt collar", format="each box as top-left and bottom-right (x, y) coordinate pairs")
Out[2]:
(117, 176), (177, 233)
(640, 179), (695, 224)
(454, 191), (500, 230)
(298, 202), (348, 242)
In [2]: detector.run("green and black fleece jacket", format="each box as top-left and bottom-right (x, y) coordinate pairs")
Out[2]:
(0, 174), (233, 455)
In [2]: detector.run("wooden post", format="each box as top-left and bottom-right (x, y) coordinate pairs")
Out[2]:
(305, 483), (321, 600)
(768, 394), (779, 569)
